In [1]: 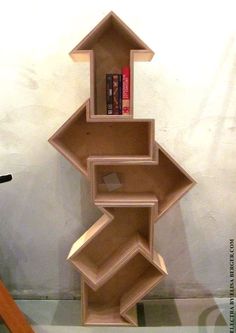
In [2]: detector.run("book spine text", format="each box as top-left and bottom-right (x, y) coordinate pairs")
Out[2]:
(122, 67), (130, 115)
(113, 74), (119, 115)
(106, 74), (113, 115)
(118, 74), (122, 114)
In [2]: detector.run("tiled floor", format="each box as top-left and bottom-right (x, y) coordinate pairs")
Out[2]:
(0, 298), (233, 332)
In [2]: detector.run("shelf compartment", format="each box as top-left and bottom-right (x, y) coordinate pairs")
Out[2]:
(69, 11), (154, 117)
(81, 251), (166, 326)
(68, 207), (154, 290)
(94, 192), (158, 207)
(49, 102), (154, 176)
(91, 144), (195, 219)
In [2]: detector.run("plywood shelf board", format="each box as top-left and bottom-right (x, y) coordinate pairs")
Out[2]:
(82, 250), (166, 326)
(68, 212), (112, 258)
(121, 306), (138, 326)
(82, 235), (149, 290)
(70, 11), (154, 60)
(69, 11), (154, 116)
(85, 305), (131, 326)
(68, 207), (154, 290)
(120, 252), (167, 315)
(49, 100), (155, 176)
(92, 147), (194, 218)
(94, 192), (159, 205)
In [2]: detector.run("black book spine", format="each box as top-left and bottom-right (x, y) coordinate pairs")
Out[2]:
(106, 74), (113, 115)
(112, 74), (119, 115)
(118, 74), (122, 114)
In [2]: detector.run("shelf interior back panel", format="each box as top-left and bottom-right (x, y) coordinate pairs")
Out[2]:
(83, 252), (162, 325)
(94, 150), (192, 214)
(88, 16), (143, 115)
(53, 107), (153, 171)
(71, 207), (152, 285)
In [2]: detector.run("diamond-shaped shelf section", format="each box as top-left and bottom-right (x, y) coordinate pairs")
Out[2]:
(81, 251), (167, 326)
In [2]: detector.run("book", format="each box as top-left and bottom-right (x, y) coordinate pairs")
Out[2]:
(113, 74), (119, 115)
(106, 74), (113, 115)
(118, 74), (122, 114)
(122, 66), (130, 115)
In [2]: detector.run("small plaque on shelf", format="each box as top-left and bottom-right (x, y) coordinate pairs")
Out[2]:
(102, 172), (122, 192)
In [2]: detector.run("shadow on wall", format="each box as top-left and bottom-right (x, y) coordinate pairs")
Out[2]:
(56, 155), (100, 299)
(150, 199), (227, 327)
(0, 237), (31, 298)
(153, 201), (204, 298)
(79, 175), (101, 230)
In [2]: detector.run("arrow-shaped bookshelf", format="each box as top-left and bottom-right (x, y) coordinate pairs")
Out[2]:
(69, 11), (154, 119)
(49, 11), (196, 326)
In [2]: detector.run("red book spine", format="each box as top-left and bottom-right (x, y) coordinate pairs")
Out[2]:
(122, 66), (130, 115)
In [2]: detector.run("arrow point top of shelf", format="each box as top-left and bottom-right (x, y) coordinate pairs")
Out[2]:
(69, 11), (154, 61)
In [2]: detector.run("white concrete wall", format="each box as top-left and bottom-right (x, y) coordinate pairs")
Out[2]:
(0, 0), (235, 298)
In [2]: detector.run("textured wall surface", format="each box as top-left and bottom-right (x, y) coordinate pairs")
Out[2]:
(0, 0), (235, 299)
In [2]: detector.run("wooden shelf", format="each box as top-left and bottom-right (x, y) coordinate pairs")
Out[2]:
(69, 11), (154, 118)
(68, 207), (154, 290)
(81, 251), (167, 326)
(90, 144), (194, 220)
(94, 192), (158, 207)
(49, 10), (196, 327)
(84, 304), (130, 326)
(49, 101), (154, 176)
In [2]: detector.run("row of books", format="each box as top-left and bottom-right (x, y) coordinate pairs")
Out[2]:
(106, 67), (130, 115)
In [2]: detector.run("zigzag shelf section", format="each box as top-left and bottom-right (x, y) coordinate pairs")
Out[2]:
(49, 11), (196, 326)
